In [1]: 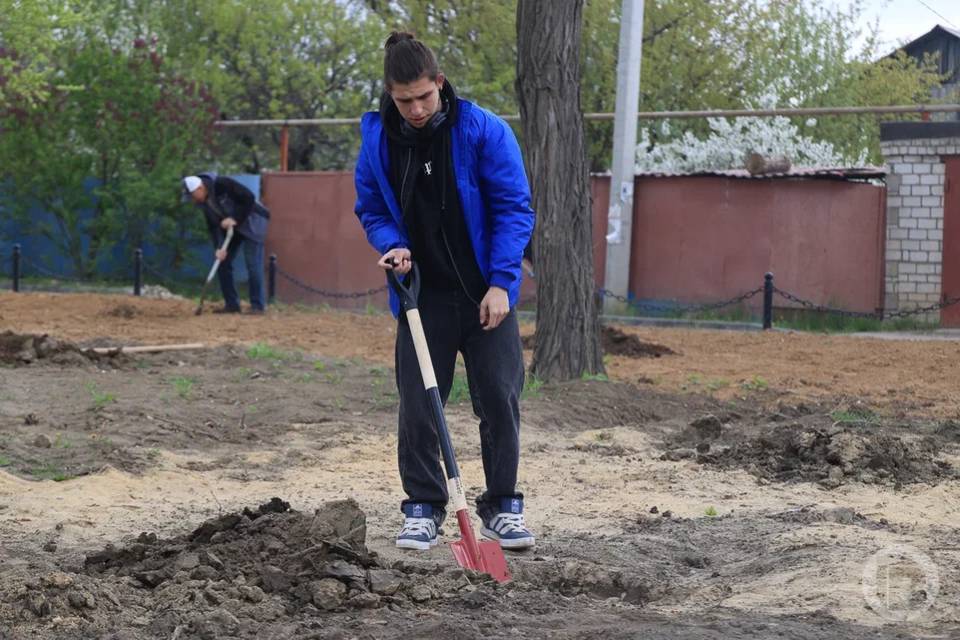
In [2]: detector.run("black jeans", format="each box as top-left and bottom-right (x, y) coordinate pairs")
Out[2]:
(215, 233), (265, 312)
(395, 287), (525, 526)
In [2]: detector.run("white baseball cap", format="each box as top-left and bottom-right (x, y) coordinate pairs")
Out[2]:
(183, 176), (202, 193)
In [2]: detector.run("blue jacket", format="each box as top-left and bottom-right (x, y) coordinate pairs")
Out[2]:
(354, 98), (535, 317)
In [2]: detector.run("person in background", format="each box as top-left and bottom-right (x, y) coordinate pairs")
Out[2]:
(183, 173), (270, 314)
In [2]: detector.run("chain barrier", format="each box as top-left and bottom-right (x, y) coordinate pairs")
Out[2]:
(141, 260), (178, 287)
(276, 266), (387, 299)
(19, 255), (87, 283)
(596, 286), (764, 316)
(772, 287), (880, 319)
(773, 286), (960, 320)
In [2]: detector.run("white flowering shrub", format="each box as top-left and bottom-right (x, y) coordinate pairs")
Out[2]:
(635, 115), (868, 173)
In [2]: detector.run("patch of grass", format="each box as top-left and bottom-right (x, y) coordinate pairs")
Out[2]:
(246, 342), (286, 360)
(521, 375), (544, 400)
(30, 463), (73, 482)
(296, 373), (314, 383)
(324, 372), (343, 385)
(369, 365), (389, 378)
(146, 448), (161, 461)
(704, 506), (718, 517)
(85, 382), (116, 408)
(594, 430), (613, 442)
(53, 434), (72, 449)
(830, 407), (878, 424)
(313, 360), (327, 372)
(448, 373), (471, 404)
(739, 376), (768, 392)
(706, 378), (730, 392)
(171, 376), (196, 399)
(0, 455), (11, 467)
(582, 372), (608, 382)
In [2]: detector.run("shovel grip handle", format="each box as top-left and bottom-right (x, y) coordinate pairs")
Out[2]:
(386, 262), (420, 312)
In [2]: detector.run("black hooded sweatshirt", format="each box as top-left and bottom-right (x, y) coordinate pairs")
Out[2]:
(380, 81), (487, 303)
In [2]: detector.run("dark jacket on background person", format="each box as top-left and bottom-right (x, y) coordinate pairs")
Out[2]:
(196, 173), (271, 244)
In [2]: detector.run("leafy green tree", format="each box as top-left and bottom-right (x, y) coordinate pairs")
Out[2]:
(134, 0), (385, 172)
(0, 37), (216, 275)
(363, 0), (517, 114)
(0, 0), (90, 108)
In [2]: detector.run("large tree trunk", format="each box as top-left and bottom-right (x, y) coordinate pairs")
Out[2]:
(516, 0), (604, 382)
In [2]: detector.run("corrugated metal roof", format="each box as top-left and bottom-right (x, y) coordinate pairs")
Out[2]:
(631, 166), (886, 180)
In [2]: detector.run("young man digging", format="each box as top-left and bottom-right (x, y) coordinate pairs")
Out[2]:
(354, 32), (536, 551)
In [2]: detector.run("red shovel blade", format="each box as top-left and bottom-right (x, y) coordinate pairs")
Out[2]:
(450, 538), (511, 583)
(449, 510), (510, 583)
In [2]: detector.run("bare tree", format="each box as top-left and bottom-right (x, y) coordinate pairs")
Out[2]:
(516, 0), (604, 382)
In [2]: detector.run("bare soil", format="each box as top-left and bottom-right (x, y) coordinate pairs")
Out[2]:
(0, 291), (958, 638)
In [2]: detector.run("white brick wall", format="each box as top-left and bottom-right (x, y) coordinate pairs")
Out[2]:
(879, 136), (960, 320)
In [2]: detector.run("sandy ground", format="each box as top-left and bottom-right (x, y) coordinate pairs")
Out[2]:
(0, 291), (958, 638)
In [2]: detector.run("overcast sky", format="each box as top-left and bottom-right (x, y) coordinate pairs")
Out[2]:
(840, 0), (960, 50)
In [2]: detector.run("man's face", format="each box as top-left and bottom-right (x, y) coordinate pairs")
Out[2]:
(190, 183), (208, 204)
(389, 73), (444, 129)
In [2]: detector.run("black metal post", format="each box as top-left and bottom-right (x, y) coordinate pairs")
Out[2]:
(763, 272), (774, 330)
(134, 248), (143, 296)
(12, 244), (21, 292)
(268, 254), (277, 304)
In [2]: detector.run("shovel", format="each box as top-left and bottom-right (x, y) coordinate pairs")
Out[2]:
(195, 227), (234, 316)
(386, 263), (510, 583)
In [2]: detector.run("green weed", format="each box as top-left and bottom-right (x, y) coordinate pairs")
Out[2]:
(705, 506), (718, 517)
(85, 382), (116, 408)
(0, 455), (11, 467)
(740, 376), (768, 392)
(706, 378), (730, 392)
(830, 407), (878, 424)
(582, 372), (608, 382)
(521, 375), (544, 400)
(313, 361), (327, 372)
(171, 376), (195, 399)
(448, 373), (471, 404)
(246, 342), (285, 360)
(30, 463), (72, 482)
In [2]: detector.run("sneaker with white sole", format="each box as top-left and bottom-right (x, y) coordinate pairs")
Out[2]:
(396, 503), (439, 550)
(480, 497), (535, 549)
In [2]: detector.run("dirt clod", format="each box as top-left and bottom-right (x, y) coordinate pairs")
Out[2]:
(32, 434), (52, 448)
(696, 423), (953, 486)
(0, 331), (120, 366)
(522, 326), (676, 359)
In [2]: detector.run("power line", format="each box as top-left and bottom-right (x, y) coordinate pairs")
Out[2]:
(916, 0), (959, 31)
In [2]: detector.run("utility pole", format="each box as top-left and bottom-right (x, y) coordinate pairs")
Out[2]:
(603, 0), (644, 312)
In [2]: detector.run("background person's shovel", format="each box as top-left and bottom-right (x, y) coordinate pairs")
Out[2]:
(386, 263), (510, 583)
(195, 227), (234, 316)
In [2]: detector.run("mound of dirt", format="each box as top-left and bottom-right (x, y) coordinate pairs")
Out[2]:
(691, 423), (954, 487)
(0, 331), (120, 366)
(521, 326), (676, 359)
(600, 326), (676, 358)
(104, 303), (139, 319)
(0, 498), (506, 638)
